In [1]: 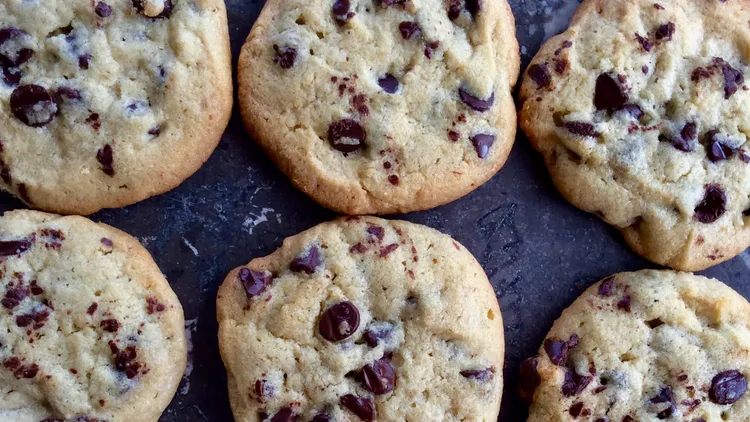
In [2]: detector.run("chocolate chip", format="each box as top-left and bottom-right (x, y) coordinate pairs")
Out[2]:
(594, 73), (628, 110)
(598, 276), (616, 296)
(720, 60), (744, 99)
(634, 33), (652, 52)
(527, 63), (550, 88)
(460, 367), (494, 382)
(709, 370), (747, 404)
(471, 133), (495, 159)
(238, 268), (272, 298)
(544, 339), (569, 366)
(270, 408), (295, 422)
(10, 85), (57, 127)
(398, 21), (421, 40)
(78, 54), (92, 70)
(646, 318), (664, 328)
(363, 321), (394, 347)
(694, 184), (727, 224)
(650, 386), (676, 419)
(706, 131), (735, 162)
(100, 319), (120, 333)
(459, 88), (494, 112)
(87, 303), (98, 315)
(569, 402), (585, 417)
(562, 369), (592, 397)
(95, 2), (112, 18)
(564, 122), (599, 138)
(654, 22), (674, 41)
(96, 144), (115, 176)
(465, 0), (481, 17)
(378, 74), (399, 93)
(360, 358), (395, 394)
(1, 65), (22, 87)
(340, 394), (375, 421)
(448, 130), (460, 142)
(447, 0), (462, 20)
(272, 45), (297, 69)
(681, 122), (698, 142)
(617, 296), (632, 312)
(290, 246), (321, 274)
(518, 356), (541, 404)
(132, 0), (173, 19)
(692, 67), (712, 82)
(328, 119), (366, 153)
(319, 301), (360, 342)
(0, 238), (31, 256)
(378, 243), (399, 257)
(332, 0), (355, 25)
(424, 40), (439, 59)
(2, 286), (27, 309)
(366, 225), (385, 240)
(109, 340), (142, 379)
(0, 28), (34, 67)
(311, 414), (331, 422)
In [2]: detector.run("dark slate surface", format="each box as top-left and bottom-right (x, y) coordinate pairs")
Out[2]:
(2, 0), (748, 420)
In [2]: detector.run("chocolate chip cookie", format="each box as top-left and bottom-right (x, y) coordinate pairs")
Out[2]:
(217, 216), (503, 421)
(519, 0), (750, 271)
(520, 270), (750, 421)
(0, 0), (232, 215)
(238, 0), (520, 214)
(0, 210), (186, 421)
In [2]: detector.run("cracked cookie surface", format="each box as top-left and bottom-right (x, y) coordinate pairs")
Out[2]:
(217, 216), (503, 421)
(0, 210), (186, 422)
(0, 0), (232, 214)
(238, 0), (519, 214)
(521, 270), (750, 422)
(519, 0), (750, 271)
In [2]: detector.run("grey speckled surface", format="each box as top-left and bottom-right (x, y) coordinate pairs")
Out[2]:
(2, 0), (749, 420)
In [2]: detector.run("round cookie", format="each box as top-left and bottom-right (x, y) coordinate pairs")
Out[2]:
(238, 0), (520, 214)
(0, 210), (186, 421)
(520, 270), (750, 421)
(519, 0), (750, 271)
(217, 216), (503, 421)
(0, 0), (233, 215)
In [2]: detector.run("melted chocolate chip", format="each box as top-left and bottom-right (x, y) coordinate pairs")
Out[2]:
(340, 394), (375, 421)
(95, 2), (113, 18)
(290, 246), (321, 274)
(527, 63), (550, 88)
(328, 119), (366, 153)
(544, 339), (569, 366)
(0, 28), (34, 67)
(459, 88), (494, 112)
(617, 296), (632, 312)
(332, 0), (354, 25)
(598, 276), (616, 296)
(378, 74), (399, 93)
(471, 134), (495, 159)
(594, 73), (628, 110)
(0, 238), (31, 256)
(720, 60), (744, 99)
(398, 21), (421, 40)
(694, 184), (727, 224)
(363, 321), (394, 347)
(319, 301), (360, 342)
(238, 268), (272, 298)
(10, 85), (57, 127)
(132, 0), (173, 19)
(709, 370), (747, 405)
(360, 358), (395, 394)
(96, 144), (115, 176)
(518, 356), (541, 404)
(461, 367), (494, 382)
(569, 402), (585, 417)
(654, 22), (675, 41)
(564, 122), (599, 138)
(270, 408), (296, 422)
(272, 45), (297, 69)
(561, 369), (592, 397)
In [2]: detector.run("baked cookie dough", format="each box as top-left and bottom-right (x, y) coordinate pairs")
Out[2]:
(217, 216), (503, 421)
(239, 0), (519, 214)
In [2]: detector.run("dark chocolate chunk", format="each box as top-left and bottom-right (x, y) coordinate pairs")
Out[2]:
(340, 394), (375, 421)
(378, 74), (399, 93)
(634, 33), (652, 52)
(310, 414), (331, 422)
(398, 21), (421, 40)
(270, 408), (295, 422)
(363, 321), (394, 347)
(100, 319), (120, 333)
(0, 238), (31, 256)
(617, 296), (632, 312)
(709, 370), (747, 405)
(654, 22), (675, 42)
(594, 73), (628, 110)
(561, 369), (592, 397)
(465, 0), (481, 17)
(564, 122), (599, 138)
(0, 28), (34, 67)
(694, 184), (727, 224)
(598, 276), (616, 296)
(460, 367), (494, 382)
(272, 45), (297, 69)
(518, 356), (541, 404)
(650, 386), (676, 419)
(95, 2), (113, 18)
(424, 40), (439, 59)
(10, 85), (57, 127)
(544, 339), (568, 366)
(720, 60), (744, 99)
(328, 119), (366, 153)
(459, 88), (494, 112)
(96, 144), (115, 176)
(447, 0), (462, 20)
(471, 133), (495, 159)
(238, 268), (272, 298)
(360, 358), (395, 394)
(319, 301), (360, 342)
(290, 246), (321, 274)
(527, 63), (550, 88)
(332, 0), (355, 25)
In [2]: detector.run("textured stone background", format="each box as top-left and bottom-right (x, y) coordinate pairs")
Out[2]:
(2, 0), (748, 420)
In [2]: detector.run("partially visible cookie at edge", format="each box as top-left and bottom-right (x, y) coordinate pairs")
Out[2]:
(520, 270), (750, 421)
(0, 210), (186, 422)
(238, 0), (520, 214)
(217, 216), (503, 421)
(519, 0), (750, 271)
(0, 0), (233, 214)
